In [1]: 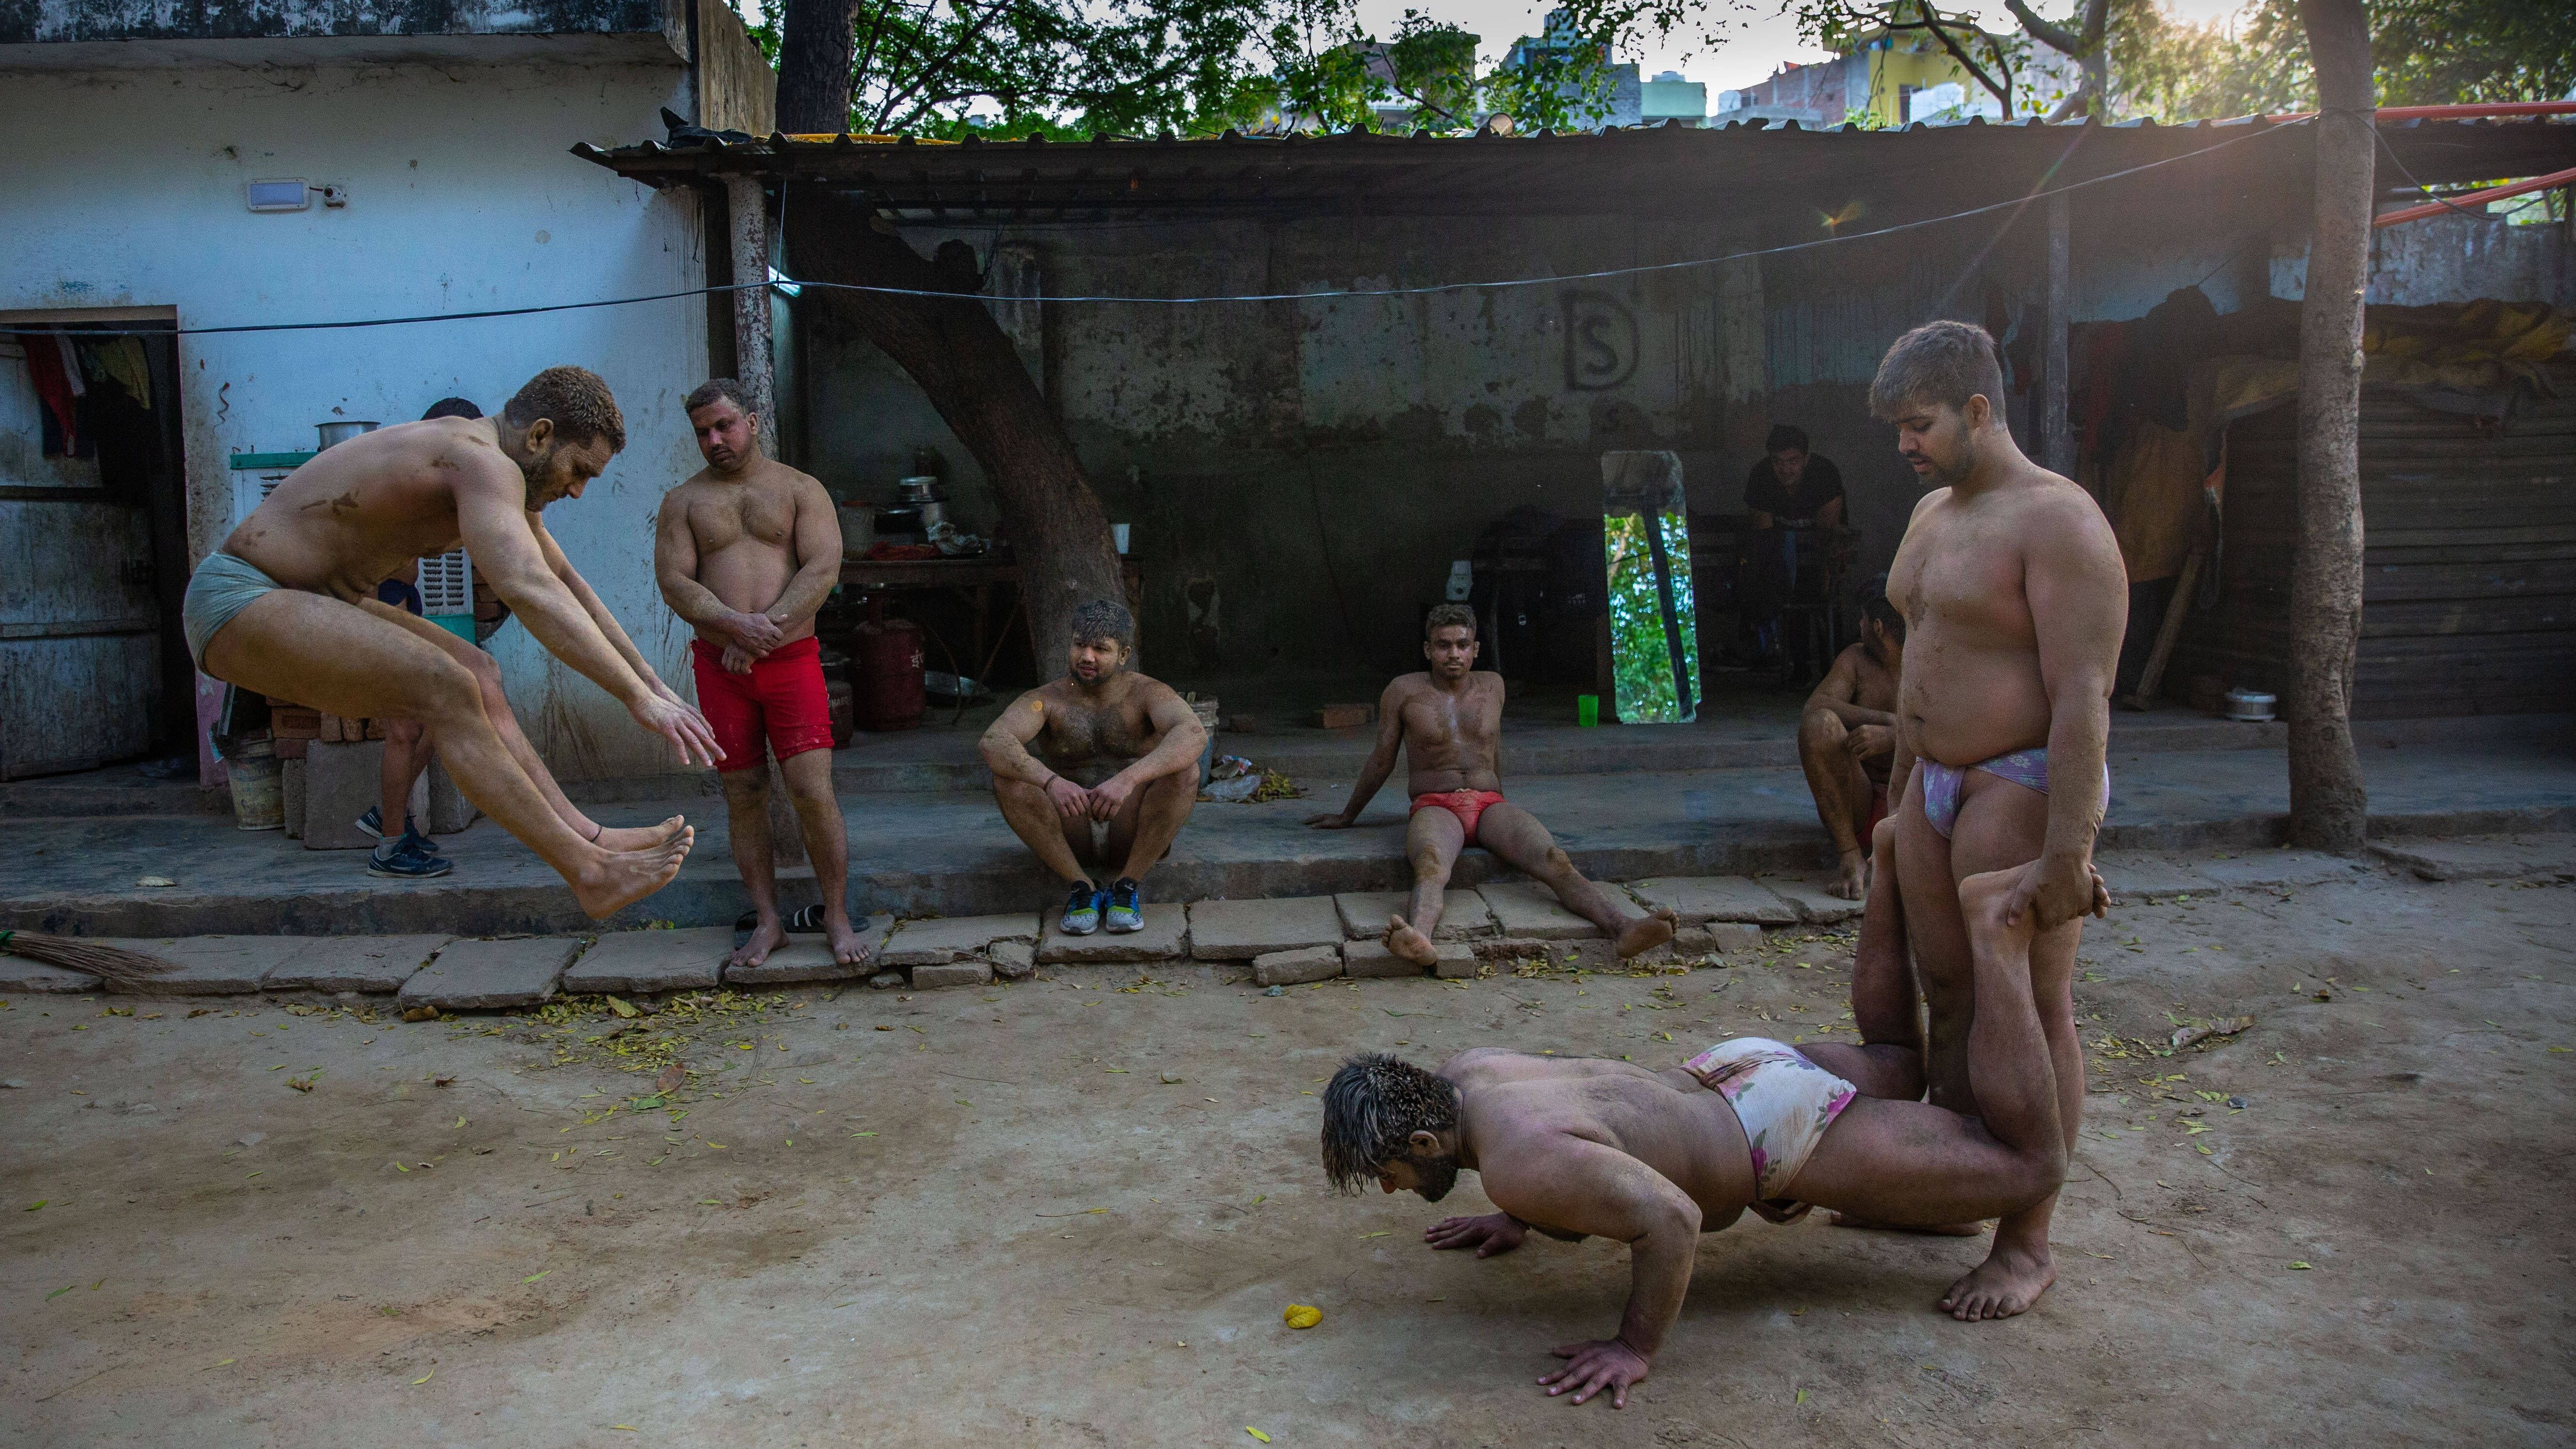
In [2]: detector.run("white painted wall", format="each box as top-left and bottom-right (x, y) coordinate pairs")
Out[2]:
(2, 56), (717, 781)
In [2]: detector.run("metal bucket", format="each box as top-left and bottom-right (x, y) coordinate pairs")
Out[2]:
(2222, 688), (2278, 722)
(316, 420), (379, 449)
(228, 739), (284, 830)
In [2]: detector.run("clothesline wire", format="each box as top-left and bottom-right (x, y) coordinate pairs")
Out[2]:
(29, 119), (2313, 339)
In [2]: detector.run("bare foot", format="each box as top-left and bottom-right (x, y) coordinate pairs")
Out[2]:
(1613, 906), (1680, 959)
(1939, 1239), (2056, 1321)
(826, 915), (874, 967)
(591, 815), (688, 852)
(1829, 1211), (1987, 1236)
(1827, 849), (1869, 900)
(1385, 915), (1438, 968)
(571, 828), (694, 919)
(729, 915), (788, 971)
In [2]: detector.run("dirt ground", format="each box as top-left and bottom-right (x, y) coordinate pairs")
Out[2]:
(6, 861), (2573, 1448)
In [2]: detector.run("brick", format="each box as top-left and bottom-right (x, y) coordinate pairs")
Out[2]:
(2094, 853), (2215, 902)
(317, 714), (344, 744)
(1344, 937), (1471, 979)
(988, 940), (1036, 980)
(1314, 703), (1373, 729)
(265, 933), (449, 993)
(1627, 877), (1798, 926)
(1475, 881), (1601, 940)
(2196, 850), (2369, 890)
(882, 912), (1042, 968)
(1253, 944), (1343, 986)
(1039, 902), (1187, 963)
(97, 935), (299, 994)
(397, 936), (582, 1011)
(1187, 896), (1343, 960)
(563, 928), (727, 994)
(1759, 879), (1865, 924)
(274, 737), (308, 760)
(910, 960), (993, 990)
(725, 913), (895, 985)
(2369, 837), (2576, 883)
(363, 718), (386, 741)
(271, 707), (321, 739)
(1334, 891), (1495, 941)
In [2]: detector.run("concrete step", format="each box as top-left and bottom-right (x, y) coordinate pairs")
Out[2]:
(6, 742), (2571, 942)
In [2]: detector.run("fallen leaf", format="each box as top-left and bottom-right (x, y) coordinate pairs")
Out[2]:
(1359, 1231), (1389, 1239)
(432, 1074), (455, 1087)
(1246, 1430), (1271, 1444)
(1796, 1388), (1810, 1405)
(611, 1427), (639, 1433)
(2289, 1261), (2312, 1270)
(1283, 1304), (1323, 1329)
(452, 1116), (467, 1129)
(412, 1371), (434, 1385)
(47, 1284), (74, 1300)
(605, 996), (639, 1019)
(874, 1025), (891, 1031)
(403, 1007), (439, 1023)
(24, 1201), (44, 1212)
(523, 1271), (549, 1284)
(393, 1162), (409, 1173)
(207, 1359), (235, 1369)
(654, 1063), (687, 1093)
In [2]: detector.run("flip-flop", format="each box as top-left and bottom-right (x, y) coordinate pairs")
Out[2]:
(732, 905), (832, 948)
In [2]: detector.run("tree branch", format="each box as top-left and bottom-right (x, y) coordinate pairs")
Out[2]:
(1919, 6), (2012, 110)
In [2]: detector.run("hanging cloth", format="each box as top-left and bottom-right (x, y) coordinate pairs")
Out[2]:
(18, 330), (81, 455)
(78, 335), (151, 410)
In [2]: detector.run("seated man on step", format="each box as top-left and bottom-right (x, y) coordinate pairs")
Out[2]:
(1317, 862), (2082, 1408)
(1797, 588), (1906, 900)
(979, 599), (1206, 936)
(186, 366), (717, 919)
(1305, 604), (1677, 964)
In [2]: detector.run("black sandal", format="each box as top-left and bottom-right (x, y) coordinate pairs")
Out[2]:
(732, 904), (831, 948)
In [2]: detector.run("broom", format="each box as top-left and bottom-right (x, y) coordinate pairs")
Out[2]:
(0, 930), (181, 991)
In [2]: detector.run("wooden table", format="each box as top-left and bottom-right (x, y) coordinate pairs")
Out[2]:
(838, 554), (1142, 679)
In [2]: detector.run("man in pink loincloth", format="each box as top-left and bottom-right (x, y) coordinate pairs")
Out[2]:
(1305, 604), (1677, 965)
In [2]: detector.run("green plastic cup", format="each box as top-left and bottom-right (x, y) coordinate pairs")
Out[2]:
(1577, 694), (1600, 727)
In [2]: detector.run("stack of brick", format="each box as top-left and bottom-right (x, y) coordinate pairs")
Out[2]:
(267, 702), (320, 759)
(314, 713), (386, 743)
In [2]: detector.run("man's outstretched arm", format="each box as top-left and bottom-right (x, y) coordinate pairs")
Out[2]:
(1308, 679), (1406, 828)
(1482, 1131), (1701, 1409)
(532, 511), (673, 699)
(2012, 496), (2127, 928)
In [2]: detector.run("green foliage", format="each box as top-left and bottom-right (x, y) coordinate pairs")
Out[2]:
(1604, 510), (1701, 724)
(2112, 0), (2576, 122)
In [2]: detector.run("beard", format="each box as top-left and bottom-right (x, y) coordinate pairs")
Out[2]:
(1408, 1152), (1462, 1202)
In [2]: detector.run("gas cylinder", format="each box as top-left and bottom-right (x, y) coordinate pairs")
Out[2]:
(853, 616), (926, 731)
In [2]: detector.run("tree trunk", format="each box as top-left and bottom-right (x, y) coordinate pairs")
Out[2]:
(2287, 0), (2374, 852)
(784, 184), (1123, 668)
(776, 0), (861, 133)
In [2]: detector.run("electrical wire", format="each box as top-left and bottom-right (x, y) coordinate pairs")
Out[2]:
(47, 118), (2313, 338)
(2370, 127), (2509, 224)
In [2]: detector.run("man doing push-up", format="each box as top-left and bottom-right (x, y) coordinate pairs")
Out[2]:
(1306, 605), (1676, 964)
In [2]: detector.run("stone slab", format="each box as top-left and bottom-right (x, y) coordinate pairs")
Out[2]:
(1475, 880), (1602, 940)
(988, 940), (1037, 980)
(562, 928), (728, 995)
(1625, 876), (1798, 926)
(0, 956), (101, 992)
(1038, 902), (1187, 964)
(1761, 879), (1865, 924)
(2195, 849), (2370, 890)
(397, 936), (582, 1011)
(1343, 937), (1472, 979)
(724, 913), (895, 986)
(2093, 853), (2216, 902)
(1665, 923), (1762, 957)
(2368, 836), (2576, 882)
(100, 935), (299, 994)
(265, 933), (450, 993)
(1187, 896), (1343, 960)
(881, 912), (1042, 968)
(910, 960), (993, 990)
(300, 741), (427, 852)
(1333, 890), (1495, 940)
(1253, 944), (1343, 986)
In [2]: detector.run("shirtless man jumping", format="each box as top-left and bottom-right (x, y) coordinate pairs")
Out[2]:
(185, 366), (714, 918)
(654, 379), (869, 971)
(1798, 589), (1906, 899)
(1306, 605), (1676, 964)
(1317, 864), (2074, 1408)
(1875, 320), (2128, 1320)
(979, 599), (1206, 935)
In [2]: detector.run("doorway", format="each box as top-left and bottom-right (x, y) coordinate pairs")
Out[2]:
(0, 310), (192, 780)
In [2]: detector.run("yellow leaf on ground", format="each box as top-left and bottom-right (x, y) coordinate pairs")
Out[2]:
(1283, 1304), (1323, 1329)
(1246, 1430), (1271, 1444)
(412, 1371), (434, 1385)
(2289, 1261), (2312, 1270)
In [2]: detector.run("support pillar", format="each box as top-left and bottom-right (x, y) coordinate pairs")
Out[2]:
(725, 173), (779, 456)
(2040, 189), (2074, 477)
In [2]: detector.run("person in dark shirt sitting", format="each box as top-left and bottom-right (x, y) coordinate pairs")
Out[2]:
(1741, 424), (1847, 679)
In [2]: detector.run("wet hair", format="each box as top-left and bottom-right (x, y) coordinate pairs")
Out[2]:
(684, 378), (756, 417)
(420, 397), (482, 421)
(1320, 1052), (1461, 1194)
(1069, 598), (1134, 647)
(1424, 603), (1478, 639)
(1765, 423), (1809, 454)
(504, 366), (626, 451)
(1869, 320), (2007, 422)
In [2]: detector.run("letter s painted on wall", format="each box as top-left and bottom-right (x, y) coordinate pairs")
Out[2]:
(1561, 291), (1638, 391)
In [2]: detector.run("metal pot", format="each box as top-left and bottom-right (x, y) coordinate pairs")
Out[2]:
(316, 421), (379, 449)
(2222, 687), (2278, 722)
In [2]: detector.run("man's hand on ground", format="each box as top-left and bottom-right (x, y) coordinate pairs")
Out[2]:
(2003, 854), (2106, 930)
(1303, 812), (1357, 830)
(1425, 1212), (1527, 1257)
(1044, 775), (1093, 824)
(1539, 1338), (1650, 1408)
(632, 693), (725, 770)
(1843, 723), (1895, 760)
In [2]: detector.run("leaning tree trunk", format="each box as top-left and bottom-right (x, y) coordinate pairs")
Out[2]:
(776, 0), (862, 132)
(785, 185), (1124, 667)
(2287, 0), (2374, 852)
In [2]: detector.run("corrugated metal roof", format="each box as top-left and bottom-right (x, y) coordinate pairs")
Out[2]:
(573, 115), (2576, 223)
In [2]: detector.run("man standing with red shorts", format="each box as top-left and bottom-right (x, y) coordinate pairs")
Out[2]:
(654, 379), (867, 971)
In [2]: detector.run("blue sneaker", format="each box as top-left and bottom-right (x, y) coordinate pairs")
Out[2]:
(1058, 880), (1105, 935)
(355, 808), (424, 843)
(367, 830), (453, 879)
(1103, 877), (1144, 934)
